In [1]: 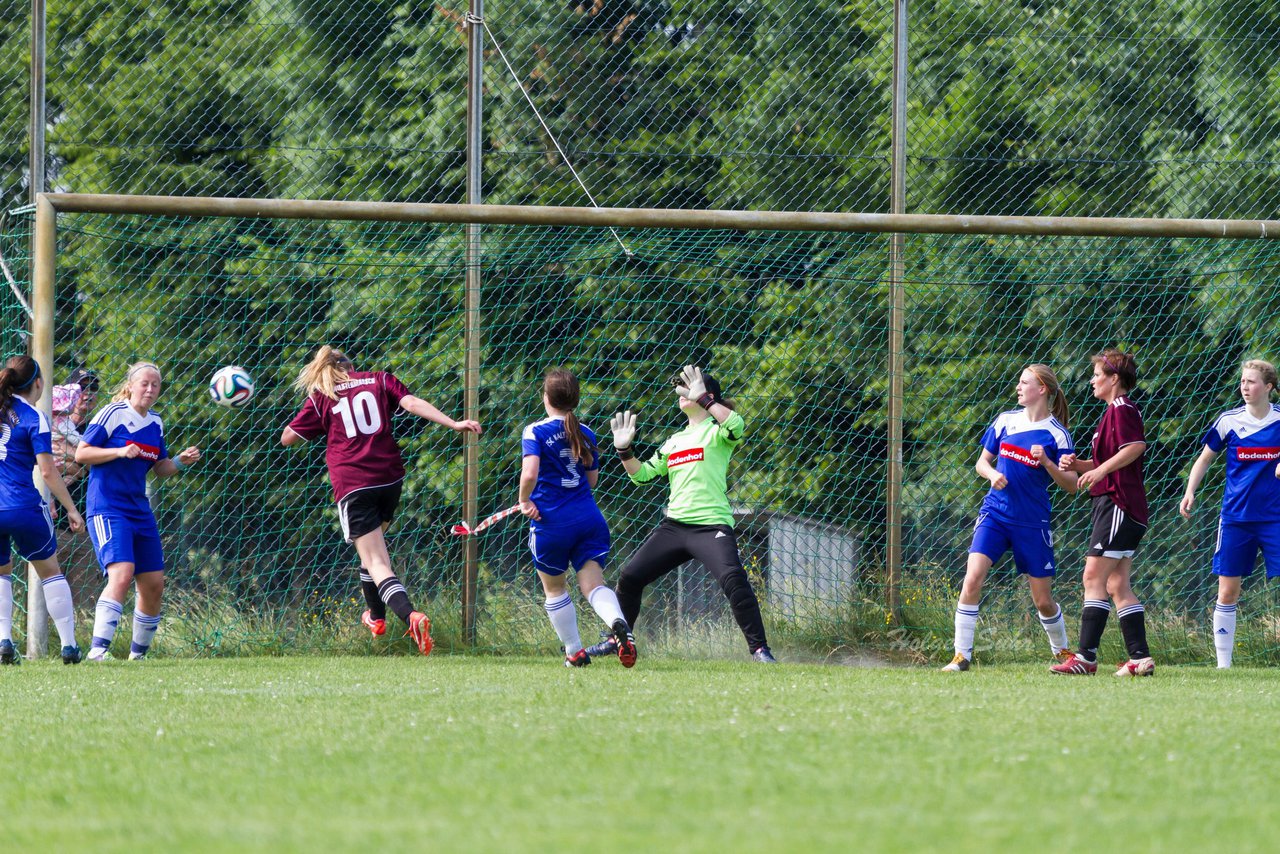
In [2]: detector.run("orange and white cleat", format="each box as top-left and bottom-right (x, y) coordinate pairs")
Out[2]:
(407, 612), (433, 656)
(361, 610), (387, 637)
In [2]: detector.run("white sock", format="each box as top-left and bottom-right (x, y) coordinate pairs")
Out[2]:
(954, 604), (980, 659)
(1213, 602), (1238, 669)
(544, 592), (582, 655)
(586, 585), (625, 628)
(41, 574), (77, 647)
(91, 598), (124, 654)
(130, 611), (161, 657)
(1039, 604), (1070, 654)
(0, 575), (12, 642)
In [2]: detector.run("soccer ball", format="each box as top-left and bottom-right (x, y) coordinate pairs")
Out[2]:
(208, 365), (255, 408)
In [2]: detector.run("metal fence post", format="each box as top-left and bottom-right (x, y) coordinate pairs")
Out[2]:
(26, 0), (51, 660)
(462, 0), (485, 646)
(886, 0), (909, 625)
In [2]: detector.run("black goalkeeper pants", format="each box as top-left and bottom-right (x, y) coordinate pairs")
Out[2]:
(616, 518), (768, 653)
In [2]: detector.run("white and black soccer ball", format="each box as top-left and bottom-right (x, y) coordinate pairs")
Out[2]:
(208, 365), (255, 408)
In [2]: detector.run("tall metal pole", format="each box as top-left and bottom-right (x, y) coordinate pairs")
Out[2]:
(27, 0), (51, 659)
(29, 196), (56, 660)
(462, 0), (485, 645)
(886, 0), (909, 625)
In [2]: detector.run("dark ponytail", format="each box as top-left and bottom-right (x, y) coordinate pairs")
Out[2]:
(0, 355), (40, 424)
(544, 368), (595, 466)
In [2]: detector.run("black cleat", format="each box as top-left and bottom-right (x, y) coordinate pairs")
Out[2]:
(0, 639), (18, 665)
(752, 646), (778, 664)
(564, 648), (592, 668)
(612, 619), (637, 668)
(62, 645), (83, 665)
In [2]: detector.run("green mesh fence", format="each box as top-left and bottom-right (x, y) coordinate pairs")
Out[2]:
(15, 207), (1280, 664)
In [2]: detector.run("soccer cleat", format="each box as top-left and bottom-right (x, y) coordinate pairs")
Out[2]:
(1054, 649), (1075, 665)
(61, 645), (82, 665)
(0, 639), (18, 665)
(752, 646), (778, 664)
(564, 648), (592, 668)
(1049, 653), (1098, 675)
(361, 610), (387, 637)
(585, 631), (619, 659)
(407, 612), (433, 657)
(941, 653), (971, 672)
(1114, 656), (1155, 677)
(86, 647), (109, 662)
(128, 651), (146, 661)
(612, 619), (637, 668)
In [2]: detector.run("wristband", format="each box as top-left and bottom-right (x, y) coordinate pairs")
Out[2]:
(616, 446), (635, 461)
(173, 458), (186, 471)
(696, 392), (716, 410)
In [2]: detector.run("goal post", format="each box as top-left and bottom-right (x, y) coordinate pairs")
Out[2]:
(26, 192), (1280, 663)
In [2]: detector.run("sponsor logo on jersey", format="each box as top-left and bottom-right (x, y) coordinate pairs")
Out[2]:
(125, 440), (161, 461)
(999, 442), (1039, 468)
(667, 447), (704, 468)
(1237, 446), (1280, 462)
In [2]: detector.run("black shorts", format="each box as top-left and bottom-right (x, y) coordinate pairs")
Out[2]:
(337, 482), (402, 542)
(1086, 494), (1147, 559)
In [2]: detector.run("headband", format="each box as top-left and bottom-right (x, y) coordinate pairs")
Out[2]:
(14, 361), (40, 391)
(1100, 354), (1121, 374)
(127, 362), (162, 381)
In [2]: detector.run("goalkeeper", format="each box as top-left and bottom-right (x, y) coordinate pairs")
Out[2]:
(587, 365), (776, 663)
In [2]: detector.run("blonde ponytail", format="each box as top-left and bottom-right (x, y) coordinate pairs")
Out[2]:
(295, 346), (354, 400)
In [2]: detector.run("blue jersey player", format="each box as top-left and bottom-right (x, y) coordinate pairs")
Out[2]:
(1181, 359), (1280, 668)
(76, 362), (201, 661)
(0, 355), (87, 664)
(518, 369), (635, 668)
(943, 365), (1079, 671)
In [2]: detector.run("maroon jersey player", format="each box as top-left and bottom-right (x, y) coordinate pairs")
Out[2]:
(1051, 348), (1154, 677)
(281, 346), (481, 653)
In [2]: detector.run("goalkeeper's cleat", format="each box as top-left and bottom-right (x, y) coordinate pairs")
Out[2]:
(941, 653), (971, 672)
(361, 609), (387, 637)
(407, 612), (433, 657)
(61, 645), (82, 665)
(1114, 656), (1155, 677)
(585, 631), (618, 659)
(1050, 653), (1098, 675)
(0, 638), (18, 665)
(612, 619), (637, 668)
(564, 648), (591, 668)
(752, 646), (779, 664)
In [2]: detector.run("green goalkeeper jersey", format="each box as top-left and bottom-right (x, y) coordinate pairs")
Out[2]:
(630, 410), (745, 527)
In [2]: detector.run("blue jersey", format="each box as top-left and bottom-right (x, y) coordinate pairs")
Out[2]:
(1202, 405), (1280, 522)
(521, 417), (601, 526)
(0, 397), (51, 511)
(978, 409), (1073, 528)
(82, 401), (168, 520)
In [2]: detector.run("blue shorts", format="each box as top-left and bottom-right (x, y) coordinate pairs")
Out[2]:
(0, 505), (57, 565)
(1213, 519), (1280, 578)
(88, 514), (165, 575)
(969, 514), (1056, 578)
(528, 516), (611, 576)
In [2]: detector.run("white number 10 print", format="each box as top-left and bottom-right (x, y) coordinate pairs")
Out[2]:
(333, 391), (382, 438)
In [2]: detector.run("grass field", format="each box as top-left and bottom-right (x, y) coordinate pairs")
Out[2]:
(7, 655), (1280, 852)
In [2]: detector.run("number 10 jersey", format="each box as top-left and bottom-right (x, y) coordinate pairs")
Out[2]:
(287, 371), (409, 502)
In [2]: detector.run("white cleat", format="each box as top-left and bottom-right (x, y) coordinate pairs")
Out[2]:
(1114, 656), (1155, 677)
